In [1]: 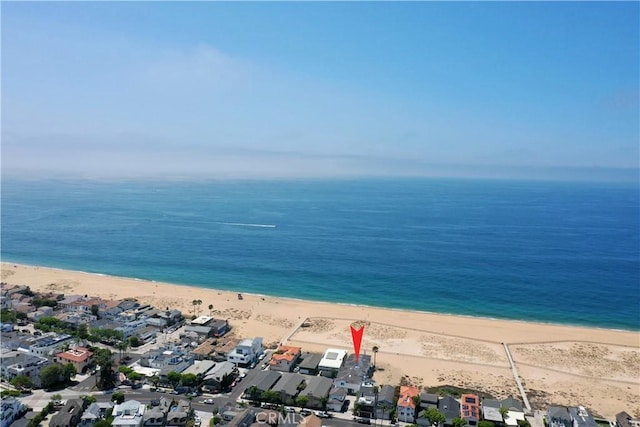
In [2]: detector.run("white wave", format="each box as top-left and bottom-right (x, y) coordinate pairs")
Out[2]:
(215, 222), (276, 228)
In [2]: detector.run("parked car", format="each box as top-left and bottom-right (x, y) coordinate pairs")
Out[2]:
(203, 398), (214, 404)
(300, 409), (312, 416)
(284, 407), (296, 413)
(354, 417), (371, 425)
(315, 411), (331, 418)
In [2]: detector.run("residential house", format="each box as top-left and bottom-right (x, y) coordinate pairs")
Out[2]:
(27, 333), (73, 357)
(228, 337), (263, 366)
(569, 407), (597, 427)
(166, 400), (191, 426)
(271, 372), (305, 404)
(49, 399), (85, 427)
(327, 386), (348, 413)
(481, 399), (504, 426)
(80, 403), (102, 426)
(397, 386), (419, 423)
(269, 345), (302, 372)
(354, 385), (376, 418)
(334, 353), (372, 394)
(297, 353), (323, 375)
(80, 402), (114, 426)
(182, 360), (216, 377)
(501, 398), (525, 426)
(226, 408), (256, 427)
(299, 376), (333, 409)
(115, 319), (147, 338)
(209, 319), (231, 337)
(417, 394), (440, 427)
(460, 394), (479, 426)
(617, 412), (640, 427)
(375, 384), (396, 420)
(202, 361), (237, 392)
(26, 306), (54, 322)
(143, 398), (171, 427)
(439, 395), (461, 427)
(0, 397), (26, 427)
(112, 400), (145, 427)
(548, 407), (572, 427)
(144, 317), (168, 329)
(55, 347), (94, 374)
(318, 348), (347, 378)
(250, 370), (282, 395)
(1, 351), (50, 388)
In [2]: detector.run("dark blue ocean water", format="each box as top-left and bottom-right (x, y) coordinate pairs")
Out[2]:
(1, 178), (639, 330)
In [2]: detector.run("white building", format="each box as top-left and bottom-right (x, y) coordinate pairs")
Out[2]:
(112, 400), (145, 427)
(228, 337), (263, 366)
(26, 333), (73, 357)
(1, 397), (26, 427)
(318, 348), (347, 377)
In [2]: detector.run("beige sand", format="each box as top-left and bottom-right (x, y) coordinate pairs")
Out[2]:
(2, 263), (639, 418)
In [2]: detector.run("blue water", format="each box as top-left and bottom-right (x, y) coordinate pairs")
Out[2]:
(1, 177), (639, 331)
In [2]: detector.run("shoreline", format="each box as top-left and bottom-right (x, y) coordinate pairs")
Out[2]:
(2, 258), (638, 333)
(2, 261), (639, 417)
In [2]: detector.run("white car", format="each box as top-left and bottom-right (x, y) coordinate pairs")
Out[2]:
(203, 398), (214, 404)
(315, 411), (331, 418)
(258, 353), (266, 360)
(240, 372), (247, 378)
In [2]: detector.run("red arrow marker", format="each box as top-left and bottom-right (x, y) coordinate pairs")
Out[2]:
(350, 324), (365, 363)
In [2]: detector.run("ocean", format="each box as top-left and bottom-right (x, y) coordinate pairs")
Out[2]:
(1, 177), (639, 331)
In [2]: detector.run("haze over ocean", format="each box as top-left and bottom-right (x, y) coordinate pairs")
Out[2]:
(2, 177), (638, 331)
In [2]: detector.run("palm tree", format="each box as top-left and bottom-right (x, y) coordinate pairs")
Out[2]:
(196, 299), (203, 316)
(208, 304), (214, 316)
(192, 300), (198, 317)
(372, 346), (379, 369)
(499, 406), (509, 422)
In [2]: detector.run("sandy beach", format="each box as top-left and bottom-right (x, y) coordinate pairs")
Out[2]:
(2, 262), (638, 418)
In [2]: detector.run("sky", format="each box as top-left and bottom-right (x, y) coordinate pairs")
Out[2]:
(2, 1), (639, 181)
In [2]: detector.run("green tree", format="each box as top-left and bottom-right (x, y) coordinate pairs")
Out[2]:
(41, 364), (64, 389)
(83, 395), (97, 404)
(517, 420), (532, 427)
(181, 373), (198, 387)
(50, 393), (62, 403)
(452, 417), (468, 427)
(295, 395), (309, 409)
(320, 396), (329, 410)
(167, 371), (182, 388)
(261, 390), (281, 403)
(63, 363), (77, 384)
(150, 375), (160, 388)
(247, 385), (260, 401)
(479, 421), (495, 427)
(91, 304), (100, 318)
(77, 323), (89, 340)
(423, 407), (446, 427)
(0, 309), (17, 324)
(10, 375), (33, 390)
(208, 304), (214, 316)
(128, 371), (143, 382)
(128, 335), (141, 348)
(499, 407), (509, 421)
(111, 391), (125, 404)
(95, 420), (112, 427)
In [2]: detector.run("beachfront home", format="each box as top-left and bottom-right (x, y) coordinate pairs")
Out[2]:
(481, 399), (504, 426)
(318, 348), (347, 378)
(228, 337), (263, 367)
(460, 394), (479, 426)
(269, 345), (302, 372)
(397, 386), (420, 423)
(55, 346), (94, 374)
(439, 395), (461, 427)
(299, 375), (334, 409)
(27, 332), (73, 357)
(375, 384), (396, 420)
(298, 352), (323, 375)
(569, 407), (598, 427)
(548, 406), (572, 427)
(617, 412), (640, 427)
(166, 399), (191, 426)
(334, 353), (372, 393)
(417, 394), (440, 427)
